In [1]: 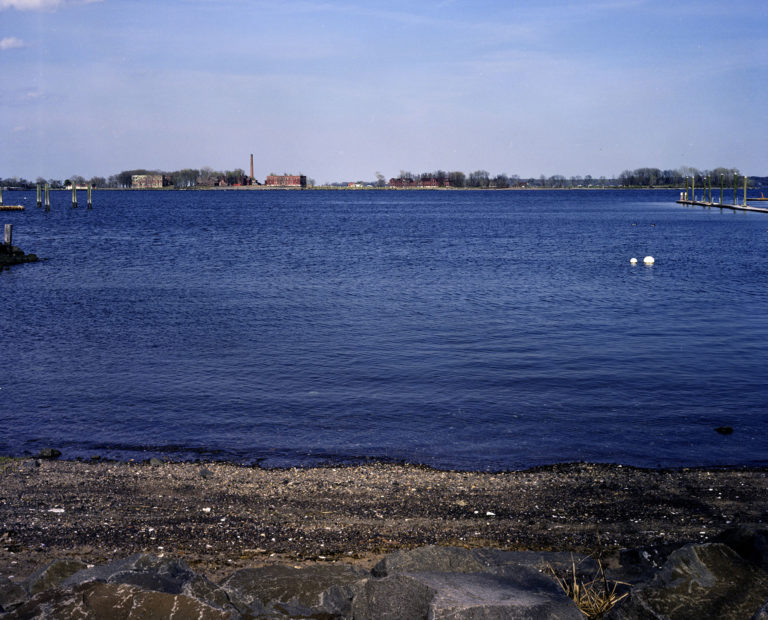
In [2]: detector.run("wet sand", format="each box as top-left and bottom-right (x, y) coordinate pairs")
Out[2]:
(1, 458), (766, 582)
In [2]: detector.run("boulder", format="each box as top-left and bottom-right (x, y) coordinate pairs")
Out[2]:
(3, 581), (234, 619)
(371, 546), (487, 577)
(372, 545), (598, 579)
(0, 575), (26, 613)
(220, 563), (366, 617)
(752, 599), (768, 620)
(36, 449), (61, 460)
(24, 558), (87, 595)
(60, 553), (235, 613)
(611, 542), (768, 619)
(716, 525), (768, 571)
(361, 546), (586, 619)
(352, 570), (583, 619)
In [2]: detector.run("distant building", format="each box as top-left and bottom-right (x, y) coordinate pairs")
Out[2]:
(132, 174), (168, 189)
(265, 174), (307, 188)
(389, 177), (452, 188)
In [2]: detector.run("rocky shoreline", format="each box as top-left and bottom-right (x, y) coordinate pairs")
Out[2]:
(1, 457), (767, 617)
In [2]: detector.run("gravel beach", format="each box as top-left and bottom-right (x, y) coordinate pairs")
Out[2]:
(1, 458), (766, 583)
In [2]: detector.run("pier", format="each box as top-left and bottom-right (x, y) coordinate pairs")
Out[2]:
(676, 174), (768, 213)
(675, 198), (768, 214)
(0, 188), (24, 211)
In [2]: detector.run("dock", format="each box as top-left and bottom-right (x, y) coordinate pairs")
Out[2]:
(0, 187), (24, 210)
(676, 174), (768, 213)
(676, 199), (768, 214)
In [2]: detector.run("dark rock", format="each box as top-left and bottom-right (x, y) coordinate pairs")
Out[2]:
(220, 563), (366, 617)
(715, 525), (768, 570)
(371, 545), (486, 577)
(19, 460), (39, 472)
(200, 468), (214, 479)
(61, 553), (235, 612)
(0, 575), (26, 613)
(353, 570), (583, 619)
(36, 449), (61, 460)
(24, 559), (87, 595)
(351, 574), (435, 620)
(752, 599), (768, 620)
(372, 545), (597, 581)
(616, 543), (683, 584)
(4, 581), (234, 619)
(612, 543), (768, 619)
(715, 426), (734, 435)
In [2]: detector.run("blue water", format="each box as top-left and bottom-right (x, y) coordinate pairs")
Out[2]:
(1, 189), (766, 470)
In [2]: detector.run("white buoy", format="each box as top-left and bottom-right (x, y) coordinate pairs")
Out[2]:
(643, 256), (655, 265)
(630, 257), (638, 265)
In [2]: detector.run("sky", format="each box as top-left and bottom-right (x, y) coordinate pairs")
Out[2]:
(1, 0), (766, 183)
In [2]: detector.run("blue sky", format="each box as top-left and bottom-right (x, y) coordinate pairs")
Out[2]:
(1, 0), (766, 183)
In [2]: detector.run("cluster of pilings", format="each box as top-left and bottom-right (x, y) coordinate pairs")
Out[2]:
(680, 174), (749, 206)
(33, 183), (93, 210)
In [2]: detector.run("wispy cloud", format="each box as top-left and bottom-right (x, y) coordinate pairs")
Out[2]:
(0, 36), (25, 49)
(0, 0), (62, 9)
(0, 0), (101, 10)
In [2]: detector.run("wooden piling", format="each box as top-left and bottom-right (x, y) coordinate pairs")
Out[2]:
(87, 185), (92, 209)
(4, 224), (12, 247)
(744, 176), (748, 206)
(0, 187), (3, 206)
(733, 175), (738, 205)
(720, 175), (724, 205)
(37, 184), (42, 208)
(44, 184), (50, 212)
(72, 184), (78, 208)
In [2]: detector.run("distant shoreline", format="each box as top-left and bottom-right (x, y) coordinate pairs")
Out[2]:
(5, 185), (685, 192)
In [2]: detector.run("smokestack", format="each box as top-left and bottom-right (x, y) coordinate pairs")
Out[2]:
(250, 154), (254, 180)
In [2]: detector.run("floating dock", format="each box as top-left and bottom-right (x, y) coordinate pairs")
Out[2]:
(0, 205), (25, 211)
(676, 199), (768, 214)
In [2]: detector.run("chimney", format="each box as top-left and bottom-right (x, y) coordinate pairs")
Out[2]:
(250, 154), (254, 180)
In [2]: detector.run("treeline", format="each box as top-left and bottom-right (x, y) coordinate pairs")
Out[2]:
(389, 166), (755, 189)
(2, 165), (765, 190)
(0, 166), (251, 189)
(388, 169), (616, 188)
(108, 167), (252, 188)
(617, 166), (743, 187)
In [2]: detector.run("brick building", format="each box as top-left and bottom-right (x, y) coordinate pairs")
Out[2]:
(265, 174), (307, 188)
(389, 177), (452, 188)
(131, 174), (169, 189)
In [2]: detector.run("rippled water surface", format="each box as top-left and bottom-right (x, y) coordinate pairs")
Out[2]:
(1, 189), (766, 469)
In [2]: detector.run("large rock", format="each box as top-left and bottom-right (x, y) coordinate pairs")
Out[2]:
(611, 543), (768, 620)
(3, 581), (234, 619)
(372, 545), (598, 579)
(352, 570), (584, 619)
(60, 553), (236, 613)
(752, 600), (768, 620)
(359, 546), (585, 619)
(220, 563), (366, 618)
(716, 525), (768, 571)
(0, 575), (26, 613)
(24, 559), (87, 595)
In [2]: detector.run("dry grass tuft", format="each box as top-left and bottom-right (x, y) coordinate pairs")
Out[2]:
(548, 554), (629, 620)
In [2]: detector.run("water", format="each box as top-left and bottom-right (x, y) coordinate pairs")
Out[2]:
(1, 189), (766, 470)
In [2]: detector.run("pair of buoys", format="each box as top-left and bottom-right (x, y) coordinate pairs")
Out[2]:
(630, 256), (654, 265)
